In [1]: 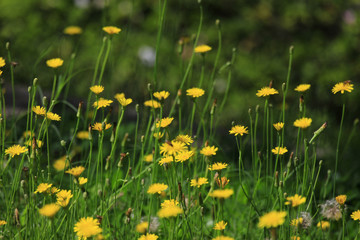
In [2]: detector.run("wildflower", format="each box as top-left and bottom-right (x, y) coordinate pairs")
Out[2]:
(332, 81), (354, 94)
(336, 195), (347, 205)
(317, 221), (330, 230)
(147, 183), (168, 194)
(56, 189), (73, 207)
(194, 44), (212, 53)
(0, 70), (2, 76)
(78, 177), (88, 185)
(92, 122), (112, 132)
(190, 177), (208, 188)
(46, 112), (61, 121)
(51, 187), (60, 194)
(175, 134), (193, 145)
(157, 202), (183, 218)
(212, 236), (234, 240)
(229, 125), (248, 136)
(74, 217), (102, 239)
(143, 154), (153, 163)
(136, 221), (149, 233)
(46, 58), (64, 68)
(77, 131), (90, 139)
(153, 132), (164, 139)
(175, 150), (194, 162)
(66, 166), (85, 177)
(0, 57), (5, 67)
(160, 140), (187, 156)
(64, 26), (82, 35)
(32, 106), (46, 116)
(273, 122), (284, 131)
(291, 237), (300, 240)
(114, 93), (133, 106)
(25, 139), (43, 148)
(208, 162), (228, 171)
(0, 220), (6, 226)
(186, 87), (205, 98)
(271, 146), (288, 155)
(256, 87), (279, 97)
(200, 145), (218, 156)
(138, 233), (159, 240)
(295, 84), (311, 92)
(351, 210), (360, 220)
(293, 117), (312, 129)
(159, 155), (174, 166)
(34, 183), (52, 194)
(5, 145), (28, 158)
(90, 85), (104, 95)
(153, 91), (170, 100)
(290, 218), (303, 227)
(53, 156), (69, 171)
(39, 203), (61, 218)
(144, 100), (161, 108)
(156, 117), (174, 128)
(93, 98), (113, 109)
(320, 199), (342, 221)
(209, 189), (234, 199)
(216, 177), (230, 188)
(285, 194), (306, 207)
(258, 211), (287, 228)
(161, 199), (179, 208)
(213, 220), (227, 230)
(102, 26), (121, 34)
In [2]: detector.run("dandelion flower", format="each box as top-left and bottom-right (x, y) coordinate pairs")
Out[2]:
(256, 87), (279, 97)
(34, 183), (52, 194)
(78, 177), (88, 185)
(175, 134), (193, 145)
(0, 57), (5, 67)
(336, 195), (347, 205)
(212, 236), (234, 240)
(258, 211), (287, 228)
(90, 85), (104, 95)
(200, 145), (218, 156)
(157, 201), (183, 218)
(285, 194), (306, 207)
(46, 112), (61, 121)
(53, 156), (70, 171)
(190, 177), (208, 188)
(272, 146), (288, 155)
(273, 122), (284, 131)
(39, 203), (61, 218)
(51, 187), (60, 194)
(0, 220), (6, 226)
(66, 166), (85, 177)
(136, 221), (149, 234)
(93, 98), (113, 109)
(291, 237), (300, 240)
(216, 177), (230, 188)
(102, 26), (121, 35)
(332, 81), (354, 94)
(208, 162), (228, 171)
(5, 145), (28, 158)
(209, 189), (234, 199)
(160, 140), (187, 156)
(74, 217), (102, 239)
(290, 218), (303, 227)
(295, 84), (311, 92)
(144, 100), (161, 108)
(317, 221), (330, 230)
(46, 58), (64, 68)
(351, 210), (360, 220)
(56, 190), (73, 207)
(153, 91), (170, 100)
(153, 132), (164, 139)
(159, 156), (173, 166)
(92, 122), (112, 132)
(77, 131), (90, 140)
(293, 117), (312, 129)
(186, 87), (205, 98)
(138, 233), (159, 240)
(64, 26), (82, 35)
(147, 183), (168, 194)
(213, 221), (227, 230)
(143, 154), (153, 163)
(195, 45), (212, 53)
(320, 199), (342, 221)
(156, 117), (174, 128)
(229, 125), (248, 136)
(32, 106), (46, 116)
(175, 150), (194, 162)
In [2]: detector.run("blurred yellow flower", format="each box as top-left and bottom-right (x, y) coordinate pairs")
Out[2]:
(285, 194), (306, 207)
(190, 177), (208, 188)
(229, 125), (248, 136)
(194, 44), (212, 53)
(156, 117), (174, 128)
(213, 220), (227, 230)
(90, 85), (104, 95)
(34, 183), (52, 194)
(77, 131), (90, 139)
(290, 218), (303, 227)
(153, 91), (170, 100)
(258, 211), (287, 228)
(332, 81), (354, 94)
(0, 57), (5, 67)
(39, 203), (61, 218)
(0, 220), (6, 226)
(294, 84), (311, 92)
(144, 100), (161, 108)
(144, 154), (153, 163)
(208, 162), (228, 171)
(93, 98), (113, 109)
(336, 195), (347, 205)
(136, 221), (149, 233)
(66, 166), (85, 177)
(293, 117), (312, 129)
(147, 183), (168, 194)
(102, 26), (121, 34)
(46, 58), (63, 68)
(157, 200), (183, 218)
(271, 146), (288, 155)
(256, 87), (279, 97)
(53, 155), (70, 171)
(351, 210), (360, 220)
(64, 26), (82, 35)
(5, 145), (28, 158)
(56, 189), (73, 207)
(78, 177), (88, 185)
(186, 87), (205, 98)
(138, 233), (158, 240)
(74, 217), (102, 239)
(212, 237), (234, 240)
(317, 221), (330, 230)
(200, 145), (218, 156)
(273, 122), (284, 131)
(114, 93), (132, 106)
(209, 189), (234, 199)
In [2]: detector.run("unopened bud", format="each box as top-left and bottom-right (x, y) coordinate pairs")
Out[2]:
(319, 160), (323, 166)
(60, 140), (66, 147)
(28, 86), (31, 93)
(33, 78), (38, 86)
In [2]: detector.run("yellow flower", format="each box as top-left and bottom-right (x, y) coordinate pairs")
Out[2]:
(0, 57), (5, 67)
(153, 91), (170, 100)
(0, 220), (6, 226)
(216, 177), (230, 188)
(156, 117), (174, 128)
(295, 84), (311, 92)
(74, 217), (102, 239)
(351, 210), (360, 220)
(114, 94), (133, 107)
(0, 70), (2, 76)
(51, 187), (60, 194)
(332, 81), (354, 94)
(102, 26), (121, 34)
(190, 177), (208, 188)
(194, 45), (212, 53)
(175, 134), (193, 145)
(93, 98), (113, 109)
(317, 221), (330, 230)
(136, 221), (149, 233)
(291, 237), (300, 240)
(285, 194), (306, 207)
(273, 122), (284, 131)
(53, 155), (70, 171)
(175, 150), (194, 162)
(143, 154), (153, 163)
(144, 100), (161, 108)
(336, 195), (347, 205)
(92, 122), (112, 132)
(258, 211), (287, 228)
(159, 155), (174, 166)
(208, 162), (228, 171)
(186, 87), (205, 98)
(64, 26), (82, 35)
(56, 189), (73, 207)
(256, 87), (279, 97)
(161, 199), (179, 208)
(66, 166), (85, 177)
(138, 233), (159, 240)
(78, 177), (88, 185)
(212, 236), (234, 240)
(34, 183), (52, 194)
(32, 106), (46, 116)
(271, 146), (288, 155)
(160, 140), (187, 156)
(213, 220), (227, 230)
(147, 183), (168, 194)
(77, 131), (90, 139)
(25, 139), (43, 148)
(157, 201), (183, 218)
(229, 125), (248, 136)
(90, 85), (104, 95)
(200, 145), (218, 156)
(5, 145), (28, 158)
(39, 203), (61, 218)
(46, 58), (64, 68)
(290, 218), (303, 227)
(293, 117), (312, 129)
(46, 112), (61, 121)
(209, 189), (234, 199)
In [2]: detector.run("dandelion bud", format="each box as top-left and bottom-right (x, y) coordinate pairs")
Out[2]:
(319, 160), (323, 166)
(354, 118), (359, 126)
(178, 182), (183, 195)
(97, 190), (102, 197)
(60, 140), (66, 147)
(200, 206), (204, 216)
(105, 178), (110, 187)
(309, 122), (327, 144)
(110, 129), (115, 143)
(28, 86), (32, 93)
(327, 170), (331, 177)
(283, 171), (287, 178)
(24, 194), (28, 201)
(88, 125), (92, 141)
(135, 104), (139, 113)
(14, 208), (20, 226)
(289, 45), (294, 54)
(20, 180), (26, 188)
(284, 192), (287, 198)
(256, 105), (260, 113)
(282, 83), (286, 92)
(279, 181), (283, 187)
(141, 179), (145, 186)
(77, 102), (83, 118)
(105, 156), (110, 170)
(42, 96), (47, 106)
(294, 157), (298, 166)
(215, 19), (220, 27)
(248, 108), (251, 115)
(141, 135), (144, 143)
(198, 0), (201, 4)
(147, 83), (152, 92)
(71, 53), (76, 59)
(33, 78), (38, 86)
(83, 192), (88, 199)
(6, 42), (10, 50)
(102, 36), (107, 42)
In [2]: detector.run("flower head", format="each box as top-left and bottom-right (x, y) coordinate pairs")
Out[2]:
(64, 26), (82, 35)
(53, 156), (70, 171)
(320, 199), (342, 221)
(200, 145), (218, 157)
(209, 189), (234, 199)
(336, 195), (347, 205)
(208, 162), (228, 171)
(186, 87), (205, 98)
(74, 217), (102, 239)
(195, 45), (212, 53)
(56, 190), (73, 207)
(317, 221), (330, 230)
(138, 233), (159, 240)
(0, 220), (6, 226)
(77, 131), (90, 140)
(92, 122), (112, 132)
(258, 211), (287, 228)
(5, 145), (28, 158)
(93, 98), (113, 109)
(143, 154), (153, 163)
(32, 106), (46, 116)
(46, 58), (63, 68)
(160, 140), (187, 156)
(156, 117), (174, 128)
(295, 84), (311, 92)
(153, 91), (170, 100)
(34, 183), (52, 194)
(0, 57), (5, 67)
(256, 87), (279, 97)
(213, 221), (227, 230)
(114, 93), (133, 107)
(229, 125), (248, 136)
(147, 183), (168, 194)
(66, 166), (85, 177)
(190, 177), (208, 188)
(78, 177), (88, 185)
(332, 81), (354, 94)
(39, 203), (61, 218)
(175, 150), (194, 162)
(144, 100), (161, 108)
(273, 122), (284, 131)
(46, 112), (61, 121)
(136, 221), (149, 234)
(351, 210), (360, 220)
(216, 177), (230, 188)
(212, 237), (234, 240)
(271, 146), (288, 155)
(175, 134), (193, 145)
(102, 26), (121, 34)
(293, 117), (312, 129)
(159, 155), (174, 166)
(157, 200), (183, 218)
(90, 85), (104, 95)
(290, 218), (303, 227)
(285, 194), (306, 207)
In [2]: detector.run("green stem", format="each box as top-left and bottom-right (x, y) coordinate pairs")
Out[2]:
(333, 103), (345, 197)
